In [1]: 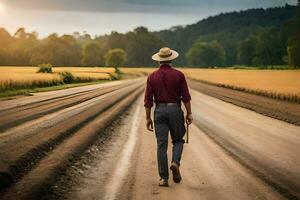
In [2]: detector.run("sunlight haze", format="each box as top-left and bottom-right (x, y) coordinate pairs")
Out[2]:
(0, 0), (297, 37)
(0, 2), (5, 14)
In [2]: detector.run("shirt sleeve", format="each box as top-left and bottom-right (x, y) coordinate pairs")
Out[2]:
(180, 73), (191, 103)
(144, 75), (154, 108)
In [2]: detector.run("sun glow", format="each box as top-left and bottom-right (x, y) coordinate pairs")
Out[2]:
(0, 2), (5, 14)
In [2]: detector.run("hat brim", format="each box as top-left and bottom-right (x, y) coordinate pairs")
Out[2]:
(152, 50), (179, 61)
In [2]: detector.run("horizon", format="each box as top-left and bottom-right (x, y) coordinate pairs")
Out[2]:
(0, 0), (297, 38)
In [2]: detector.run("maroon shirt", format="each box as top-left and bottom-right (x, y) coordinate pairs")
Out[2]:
(144, 64), (191, 108)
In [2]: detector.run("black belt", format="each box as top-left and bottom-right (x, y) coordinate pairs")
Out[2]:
(156, 102), (181, 106)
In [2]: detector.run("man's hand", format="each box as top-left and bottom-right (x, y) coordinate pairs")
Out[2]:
(146, 118), (154, 132)
(186, 114), (193, 125)
(184, 102), (193, 125)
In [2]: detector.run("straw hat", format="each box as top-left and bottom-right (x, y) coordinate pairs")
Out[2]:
(152, 47), (179, 62)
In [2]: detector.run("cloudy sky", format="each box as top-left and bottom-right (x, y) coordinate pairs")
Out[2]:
(0, 0), (297, 38)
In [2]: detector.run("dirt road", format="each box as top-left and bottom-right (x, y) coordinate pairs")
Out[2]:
(0, 80), (299, 200)
(125, 90), (299, 200)
(188, 79), (300, 125)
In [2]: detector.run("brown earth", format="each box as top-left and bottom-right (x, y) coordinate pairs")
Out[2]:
(51, 91), (299, 200)
(0, 78), (144, 196)
(0, 78), (299, 200)
(188, 79), (300, 126)
(127, 90), (300, 200)
(131, 115), (285, 200)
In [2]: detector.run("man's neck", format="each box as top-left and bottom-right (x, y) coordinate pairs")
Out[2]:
(160, 63), (172, 68)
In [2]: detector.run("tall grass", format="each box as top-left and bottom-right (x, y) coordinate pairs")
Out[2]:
(0, 79), (63, 92)
(0, 67), (116, 93)
(193, 79), (300, 103)
(181, 68), (300, 103)
(37, 64), (53, 73)
(121, 67), (300, 103)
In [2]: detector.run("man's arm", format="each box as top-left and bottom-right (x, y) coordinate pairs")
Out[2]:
(181, 74), (193, 125)
(144, 76), (154, 131)
(184, 102), (193, 125)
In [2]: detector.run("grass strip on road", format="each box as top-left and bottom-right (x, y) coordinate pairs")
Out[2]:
(0, 80), (110, 99)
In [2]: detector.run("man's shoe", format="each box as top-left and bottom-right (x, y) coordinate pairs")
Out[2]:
(158, 179), (169, 187)
(170, 162), (182, 183)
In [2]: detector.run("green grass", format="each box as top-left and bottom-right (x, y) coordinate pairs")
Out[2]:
(0, 80), (110, 99)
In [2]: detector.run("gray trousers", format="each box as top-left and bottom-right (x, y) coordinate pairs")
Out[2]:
(154, 104), (186, 180)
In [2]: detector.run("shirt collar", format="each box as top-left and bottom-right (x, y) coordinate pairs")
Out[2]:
(159, 64), (171, 69)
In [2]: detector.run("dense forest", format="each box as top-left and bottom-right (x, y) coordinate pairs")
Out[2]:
(157, 4), (298, 66)
(0, 4), (299, 68)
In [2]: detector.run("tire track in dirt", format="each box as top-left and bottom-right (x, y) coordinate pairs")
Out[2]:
(0, 85), (144, 200)
(128, 104), (286, 200)
(1, 77), (299, 200)
(104, 102), (142, 200)
(0, 80), (145, 192)
(0, 79), (141, 132)
(188, 79), (300, 126)
(191, 89), (300, 199)
(42, 97), (143, 200)
(0, 79), (133, 111)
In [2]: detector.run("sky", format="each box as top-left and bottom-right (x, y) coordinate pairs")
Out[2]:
(0, 0), (297, 38)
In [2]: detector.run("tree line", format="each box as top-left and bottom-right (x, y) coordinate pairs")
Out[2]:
(157, 4), (299, 68)
(0, 4), (299, 68)
(0, 27), (164, 67)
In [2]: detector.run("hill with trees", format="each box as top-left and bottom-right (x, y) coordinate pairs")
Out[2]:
(0, 4), (298, 68)
(156, 4), (298, 67)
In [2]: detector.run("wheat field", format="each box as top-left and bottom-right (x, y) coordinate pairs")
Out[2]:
(0, 67), (115, 92)
(0, 67), (114, 81)
(53, 67), (115, 79)
(180, 69), (300, 96)
(1, 66), (299, 101)
(0, 67), (60, 82)
(122, 67), (300, 100)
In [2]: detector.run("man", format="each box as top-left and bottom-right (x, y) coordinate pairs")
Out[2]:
(144, 47), (193, 187)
